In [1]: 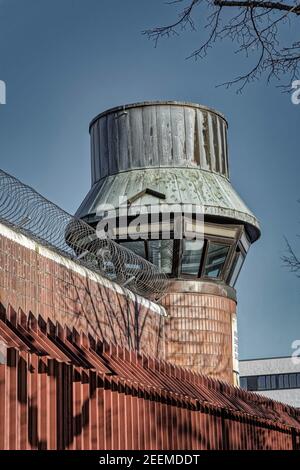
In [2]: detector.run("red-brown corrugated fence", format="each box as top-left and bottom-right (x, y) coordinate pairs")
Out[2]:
(0, 304), (299, 450)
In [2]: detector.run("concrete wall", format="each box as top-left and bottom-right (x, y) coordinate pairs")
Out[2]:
(254, 389), (300, 408)
(240, 357), (300, 375)
(239, 358), (300, 408)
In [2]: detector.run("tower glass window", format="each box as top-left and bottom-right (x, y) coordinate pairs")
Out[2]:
(148, 240), (174, 274)
(119, 241), (146, 259)
(228, 251), (245, 287)
(181, 239), (204, 275)
(117, 223), (250, 282)
(204, 243), (230, 278)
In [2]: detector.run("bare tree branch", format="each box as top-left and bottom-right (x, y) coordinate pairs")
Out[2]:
(282, 237), (300, 277)
(143, 0), (300, 90)
(214, 1), (300, 15)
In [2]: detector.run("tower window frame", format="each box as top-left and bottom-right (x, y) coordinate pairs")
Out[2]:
(226, 233), (249, 287)
(197, 223), (243, 281)
(117, 221), (247, 282)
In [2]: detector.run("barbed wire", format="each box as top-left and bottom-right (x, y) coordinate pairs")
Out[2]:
(0, 169), (169, 301)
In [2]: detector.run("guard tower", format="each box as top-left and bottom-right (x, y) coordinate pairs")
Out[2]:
(75, 101), (260, 384)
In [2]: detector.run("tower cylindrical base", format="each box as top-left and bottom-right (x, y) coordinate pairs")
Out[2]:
(161, 280), (238, 385)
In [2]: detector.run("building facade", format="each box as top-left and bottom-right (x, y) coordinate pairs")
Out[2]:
(1, 102), (300, 450)
(75, 101), (261, 384)
(240, 357), (300, 408)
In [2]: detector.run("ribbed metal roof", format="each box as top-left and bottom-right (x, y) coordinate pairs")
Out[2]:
(76, 167), (260, 241)
(89, 100), (228, 130)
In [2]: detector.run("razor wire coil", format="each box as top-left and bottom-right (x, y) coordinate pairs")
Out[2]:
(0, 169), (169, 301)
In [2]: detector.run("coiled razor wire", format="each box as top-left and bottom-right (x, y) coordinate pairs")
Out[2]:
(0, 169), (168, 301)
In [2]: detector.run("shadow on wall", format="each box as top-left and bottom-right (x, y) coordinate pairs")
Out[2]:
(0, 335), (221, 450)
(0, 302), (298, 450)
(0, 303), (195, 450)
(60, 272), (165, 357)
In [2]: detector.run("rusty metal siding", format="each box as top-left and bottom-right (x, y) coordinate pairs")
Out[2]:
(89, 102), (229, 185)
(0, 305), (299, 450)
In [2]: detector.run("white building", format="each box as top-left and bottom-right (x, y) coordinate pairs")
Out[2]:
(239, 357), (300, 408)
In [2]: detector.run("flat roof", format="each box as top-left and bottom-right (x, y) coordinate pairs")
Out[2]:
(89, 100), (228, 131)
(240, 356), (293, 362)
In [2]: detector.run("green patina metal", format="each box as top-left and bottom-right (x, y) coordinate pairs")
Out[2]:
(77, 167), (259, 241)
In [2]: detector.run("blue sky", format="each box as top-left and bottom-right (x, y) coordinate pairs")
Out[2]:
(0, 0), (299, 359)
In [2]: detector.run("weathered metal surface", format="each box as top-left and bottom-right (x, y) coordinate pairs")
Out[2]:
(167, 279), (237, 301)
(81, 101), (260, 241)
(76, 168), (260, 240)
(89, 101), (229, 182)
(0, 305), (299, 450)
(78, 100), (261, 245)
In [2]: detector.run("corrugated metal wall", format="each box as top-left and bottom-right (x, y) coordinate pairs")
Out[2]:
(0, 304), (299, 450)
(89, 102), (229, 184)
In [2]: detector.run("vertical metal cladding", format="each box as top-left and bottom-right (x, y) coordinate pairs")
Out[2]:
(89, 101), (229, 184)
(0, 305), (299, 450)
